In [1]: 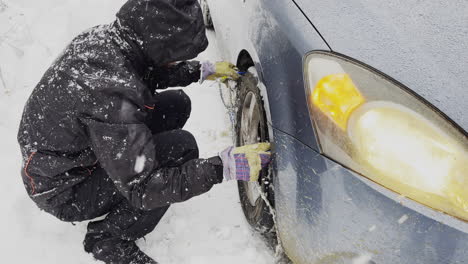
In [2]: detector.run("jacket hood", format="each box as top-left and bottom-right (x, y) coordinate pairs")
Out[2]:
(116, 0), (208, 66)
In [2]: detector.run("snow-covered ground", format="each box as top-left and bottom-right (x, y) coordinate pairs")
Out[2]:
(0, 1), (275, 263)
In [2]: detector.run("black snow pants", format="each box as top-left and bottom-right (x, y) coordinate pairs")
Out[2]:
(55, 90), (195, 253)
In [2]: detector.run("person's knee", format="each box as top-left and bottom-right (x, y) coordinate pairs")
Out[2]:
(158, 89), (191, 116)
(174, 90), (191, 120)
(175, 90), (191, 108)
(152, 90), (192, 131)
(152, 129), (199, 166)
(174, 130), (199, 160)
(178, 129), (198, 151)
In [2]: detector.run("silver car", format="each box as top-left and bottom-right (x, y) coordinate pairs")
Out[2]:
(202, 0), (468, 263)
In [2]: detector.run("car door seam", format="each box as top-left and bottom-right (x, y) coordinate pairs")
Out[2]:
(270, 124), (321, 154)
(291, 0), (333, 51)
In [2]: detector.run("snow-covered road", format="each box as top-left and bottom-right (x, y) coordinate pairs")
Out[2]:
(0, 1), (275, 263)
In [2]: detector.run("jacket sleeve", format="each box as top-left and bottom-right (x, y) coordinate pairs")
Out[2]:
(82, 86), (223, 210)
(146, 60), (201, 90)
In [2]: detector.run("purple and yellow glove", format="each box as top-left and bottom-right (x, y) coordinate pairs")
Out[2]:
(219, 143), (271, 182)
(200, 61), (241, 83)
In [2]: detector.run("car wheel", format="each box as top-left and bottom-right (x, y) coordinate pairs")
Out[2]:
(235, 68), (276, 243)
(200, 0), (213, 29)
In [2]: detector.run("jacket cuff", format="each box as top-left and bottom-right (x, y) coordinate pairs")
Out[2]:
(207, 156), (224, 183)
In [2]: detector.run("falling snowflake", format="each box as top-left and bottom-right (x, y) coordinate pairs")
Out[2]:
(134, 155), (146, 173)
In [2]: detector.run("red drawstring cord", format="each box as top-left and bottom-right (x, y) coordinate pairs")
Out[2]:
(24, 152), (37, 195)
(24, 153), (97, 195)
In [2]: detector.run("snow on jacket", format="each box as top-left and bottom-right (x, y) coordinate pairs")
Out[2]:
(17, 0), (223, 211)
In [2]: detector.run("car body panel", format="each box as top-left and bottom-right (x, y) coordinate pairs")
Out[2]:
(205, 0), (468, 263)
(273, 128), (468, 263)
(207, 0), (330, 150)
(294, 0), (468, 132)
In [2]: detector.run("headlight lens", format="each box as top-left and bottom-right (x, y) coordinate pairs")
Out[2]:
(305, 52), (468, 221)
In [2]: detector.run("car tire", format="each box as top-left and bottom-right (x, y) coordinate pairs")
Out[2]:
(200, 0), (213, 29)
(235, 68), (276, 244)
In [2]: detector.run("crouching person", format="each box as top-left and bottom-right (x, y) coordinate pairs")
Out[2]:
(17, 0), (271, 263)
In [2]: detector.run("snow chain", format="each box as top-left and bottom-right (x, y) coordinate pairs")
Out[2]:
(216, 79), (289, 263)
(217, 81), (238, 141)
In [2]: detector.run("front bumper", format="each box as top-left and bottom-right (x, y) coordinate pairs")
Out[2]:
(272, 128), (468, 264)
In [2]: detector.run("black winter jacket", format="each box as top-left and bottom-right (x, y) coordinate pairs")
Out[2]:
(18, 0), (222, 211)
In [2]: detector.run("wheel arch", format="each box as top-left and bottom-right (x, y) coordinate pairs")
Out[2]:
(236, 50), (255, 71)
(235, 49), (273, 136)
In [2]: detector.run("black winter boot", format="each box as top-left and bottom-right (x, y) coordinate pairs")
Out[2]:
(88, 236), (157, 264)
(84, 222), (157, 264)
(83, 231), (112, 254)
(82, 198), (168, 264)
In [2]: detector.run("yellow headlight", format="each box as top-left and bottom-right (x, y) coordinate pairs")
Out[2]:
(348, 102), (468, 220)
(305, 52), (468, 221)
(312, 74), (365, 130)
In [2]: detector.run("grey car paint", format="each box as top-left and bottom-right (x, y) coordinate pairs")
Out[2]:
(207, 0), (329, 150)
(205, 0), (468, 263)
(273, 128), (468, 263)
(294, 0), (468, 132)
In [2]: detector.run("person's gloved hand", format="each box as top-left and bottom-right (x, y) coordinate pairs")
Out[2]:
(219, 143), (271, 182)
(201, 61), (241, 82)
